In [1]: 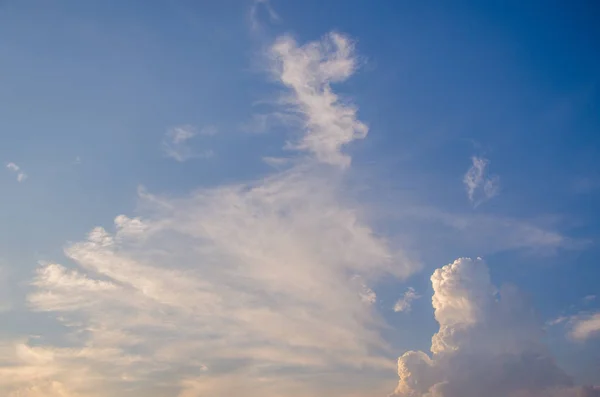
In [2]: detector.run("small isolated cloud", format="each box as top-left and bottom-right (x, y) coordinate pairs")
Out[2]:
(394, 287), (420, 313)
(6, 162), (27, 182)
(463, 156), (499, 206)
(162, 125), (216, 162)
(569, 312), (600, 341)
(393, 257), (597, 397)
(270, 32), (368, 168)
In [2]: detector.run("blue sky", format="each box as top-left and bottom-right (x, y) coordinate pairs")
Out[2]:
(1, 1), (599, 396)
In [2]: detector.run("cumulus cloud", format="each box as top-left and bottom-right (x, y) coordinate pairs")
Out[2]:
(270, 32), (369, 168)
(463, 156), (499, 206)
(394, 287), (420, 313)
(162, 125), (216, 162)
(6, 162), (27, 182)
(392, 257), (595, 397)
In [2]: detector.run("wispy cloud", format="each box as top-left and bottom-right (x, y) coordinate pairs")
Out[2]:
(584, 294), (596, 303)
(6, 162), (27, 182)
(569, 313), (600, 341)
(249, 0), (281, 32)
(162, 125), (216, 162)
(463, 156), (499, 206)
(393, 257), (591, 397)
(240, 112), (296, 134)
(270, 33), (369, 168)
(0, 32), (418, 397)
(393, 287), (420, 313)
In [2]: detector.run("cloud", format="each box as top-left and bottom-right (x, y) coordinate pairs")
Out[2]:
(394, 287), (420, 313)
(162, 125), (216, 162)
(1, 33), (419, 397)
(6, 162), (27, 182)
(270, 32), (369, 168)
(463, 156), (499, 206)
(569, 313), (600, 341)
(387, 204), (577, 260)
(392, 257), (596, 397)
(6, 162), (19, 172)
(249, 0), (281, 32)
(240, 112), (297, 134)
(12, 168), (414, 396)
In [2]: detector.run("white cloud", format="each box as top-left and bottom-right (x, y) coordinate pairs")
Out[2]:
(0, 33), (420, 397)
(463, 156), (499, 206)
(270, 32), (368, 168)
(162, 125), (216, 162)
(394, 287), (420, 313)
(9, 167), (415, 396)
(569, 313), (600, 341)
(393, 257), (590, 397)
(6, 162), (27, 182)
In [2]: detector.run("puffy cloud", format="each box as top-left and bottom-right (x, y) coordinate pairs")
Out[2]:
(270, 32), (369, 168)
(6, 162), (27, 182)
(392, 257), (593, 397)
(162, 125), (216, 162)
(463, 157), (499, 206)
(394, 287), (420, 313)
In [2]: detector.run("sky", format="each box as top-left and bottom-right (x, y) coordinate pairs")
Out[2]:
(0, 0), (599, 396)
